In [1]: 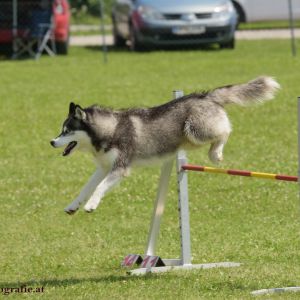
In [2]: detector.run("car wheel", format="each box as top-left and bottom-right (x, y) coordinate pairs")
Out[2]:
(220, 38), (235, 49)
(129, 25), (143, 51)
(113, 22), (126, 47)
(232, 1), (246, 28)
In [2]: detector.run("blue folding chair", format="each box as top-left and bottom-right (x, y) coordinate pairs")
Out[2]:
(30, 7), (56, 59)
(13, 2), (56, 59)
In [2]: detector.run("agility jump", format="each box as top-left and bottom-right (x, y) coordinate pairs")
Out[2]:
(182, 164), (298, 182)
(123, 91), (299, 280)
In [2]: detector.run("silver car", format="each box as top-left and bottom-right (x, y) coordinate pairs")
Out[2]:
(112, 0), (237, 50)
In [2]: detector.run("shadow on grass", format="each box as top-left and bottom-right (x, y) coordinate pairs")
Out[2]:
(0, 273), (162, 288)
(84, 43), (223, 54)
(0, 43), (225, 61)
(0, 275), (269, 295)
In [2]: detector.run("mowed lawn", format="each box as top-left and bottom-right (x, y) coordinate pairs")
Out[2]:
(0, 41), (300, 299)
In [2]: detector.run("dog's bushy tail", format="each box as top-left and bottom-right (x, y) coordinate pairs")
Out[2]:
(210, 76), (280, 106)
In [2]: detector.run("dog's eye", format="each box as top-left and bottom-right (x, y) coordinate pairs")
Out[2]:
(64, 128), (71, 134)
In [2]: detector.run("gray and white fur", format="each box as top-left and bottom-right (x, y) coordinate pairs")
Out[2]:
(50, 76), (280, 213)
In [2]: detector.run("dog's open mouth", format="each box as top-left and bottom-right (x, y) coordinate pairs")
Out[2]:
(63, 141), (77, 156)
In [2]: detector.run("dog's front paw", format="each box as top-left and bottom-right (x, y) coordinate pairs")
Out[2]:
(84, 202), (97, 213)
(64, 205), (79, 215)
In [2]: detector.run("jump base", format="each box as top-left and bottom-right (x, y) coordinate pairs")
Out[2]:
(251, 287), (300, 296)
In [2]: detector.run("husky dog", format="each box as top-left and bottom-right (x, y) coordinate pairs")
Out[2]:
(50, 76), (280, 214)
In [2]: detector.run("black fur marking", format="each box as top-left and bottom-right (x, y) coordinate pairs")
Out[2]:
(69, 102), (76, 115)
(118, 91), (209, 120)
(110, 115), (135, 168)
(82, 92), (209, 122)
(82, 121), (105, 152)
(63, 117), (82, 132)
(84, 105), (113, 117)
(149, 92), (208, 118)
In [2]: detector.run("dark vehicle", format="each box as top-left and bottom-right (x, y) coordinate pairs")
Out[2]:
(112, 0), (237, 50)
(0, 0), (70, 55)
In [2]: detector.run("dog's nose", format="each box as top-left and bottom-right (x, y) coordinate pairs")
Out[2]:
(50, 140), (56, 147)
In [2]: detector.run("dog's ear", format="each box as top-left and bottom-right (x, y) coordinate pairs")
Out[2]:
(75, 105), (86, 120)
(69, 102), (76, 115)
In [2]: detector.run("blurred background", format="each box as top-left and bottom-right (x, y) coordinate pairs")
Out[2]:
(0, 0), (299, 58)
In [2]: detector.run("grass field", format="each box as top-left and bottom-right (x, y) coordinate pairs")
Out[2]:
(1, 40), (300, 299)
(239, 20), (300, 30)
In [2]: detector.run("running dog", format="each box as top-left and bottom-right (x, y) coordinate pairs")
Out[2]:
(50, 76), (280, 214)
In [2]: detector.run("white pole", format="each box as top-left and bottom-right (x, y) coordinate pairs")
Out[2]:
(288, 0), (296, 56)
(173, 90), (192, 265)
(99, 0), (107, 63)
(12, 0), (18, 57)
(298, 97), (300, 207)
(177, 150), (192, 265)
(145, 159), (174, 256)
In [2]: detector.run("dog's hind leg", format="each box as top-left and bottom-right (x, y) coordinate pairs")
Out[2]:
(208, 134), (229, 164)
(84, 168), (127, 213)
(64, 168), (106, 214)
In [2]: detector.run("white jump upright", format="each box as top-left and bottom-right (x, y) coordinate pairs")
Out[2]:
(124, 90), (241, 275)
(298, 97), (300, 197)
(145, 157), (174, 258)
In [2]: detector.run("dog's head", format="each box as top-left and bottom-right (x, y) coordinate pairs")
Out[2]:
(50, 102), (91, 156)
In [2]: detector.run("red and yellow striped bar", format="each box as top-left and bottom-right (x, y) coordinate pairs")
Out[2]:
(181, 164), (298, 182)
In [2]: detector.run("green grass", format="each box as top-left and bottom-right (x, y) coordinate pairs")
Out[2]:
(1, 40), (300, 299)
(239, 20), (300, 30)
(71, 29), (111, 37)
(71, 13), (111, 26)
